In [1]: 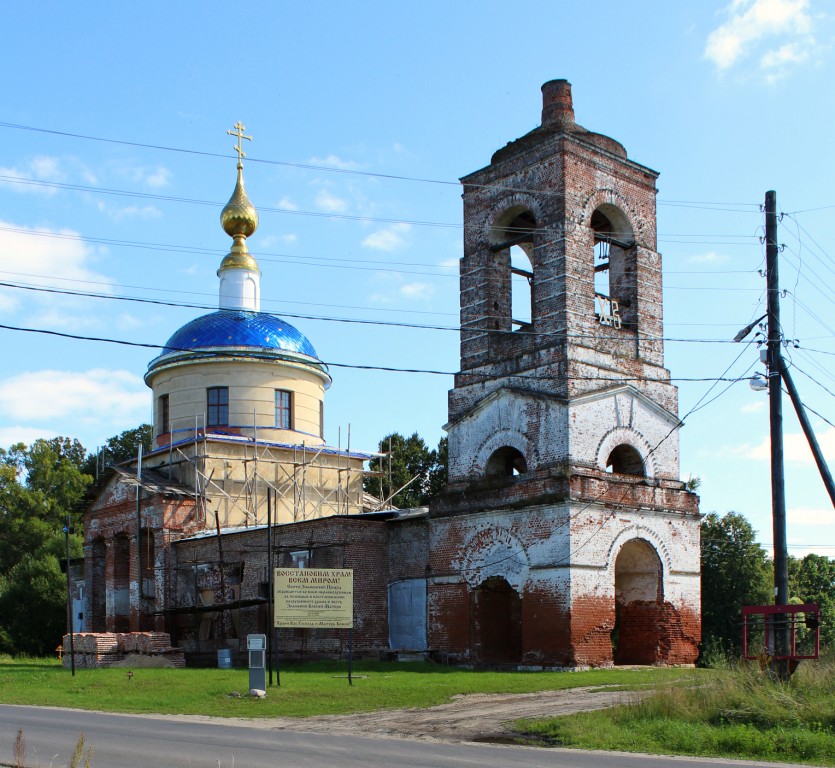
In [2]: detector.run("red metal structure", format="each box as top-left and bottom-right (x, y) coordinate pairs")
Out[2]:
(742, 603), (821, 661)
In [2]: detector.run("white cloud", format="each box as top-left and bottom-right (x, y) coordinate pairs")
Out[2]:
(788, 506), (835, 526)
(315, 189), (349, 214)
(704, 0), (817, 79)
(438, 257), (459, 269)
(0, 426), (60, 449)
(0, 155), (66, 196)
(280, 233), (298, 244)
(309, 155), (360, 171)
(362, 223), (412, 251)
(29, 307), (102, 332)
(0, 221), (111, 293)
(277, 196), (299, 211)
(0, 369), (147, 423)
(748, 426), (835, 464)
(116, 313), (143, 330)
(688, 251), (729, 265)
(144, 167), (171, 188)
(741, 400), (767, 413)
(400, 282), (435, 300)
(96, 201), (162, 220)
(29, 156), (65, 181)
(110, 161), (172, 189)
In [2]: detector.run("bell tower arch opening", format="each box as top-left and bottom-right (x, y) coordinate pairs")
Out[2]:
(591, 205), (636, 329)
(490, 207), (536, 333)
(613, 538), (663, 664)
(485, 446), (527, 477)
(606, 444), (645, 476)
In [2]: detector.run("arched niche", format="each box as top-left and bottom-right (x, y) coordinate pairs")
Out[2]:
(613, 538), (663, 664)
(472, 576), (522, 663)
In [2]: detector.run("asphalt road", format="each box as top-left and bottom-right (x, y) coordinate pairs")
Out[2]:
(0, 704), (805, 768)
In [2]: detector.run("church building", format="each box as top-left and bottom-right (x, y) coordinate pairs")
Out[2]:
(77, 83), (700, 668)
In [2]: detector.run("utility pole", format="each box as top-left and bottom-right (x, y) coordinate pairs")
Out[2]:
(765, 190), (790, 670)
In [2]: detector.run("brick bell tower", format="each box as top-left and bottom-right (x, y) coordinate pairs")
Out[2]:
(427, 80), (701, 668)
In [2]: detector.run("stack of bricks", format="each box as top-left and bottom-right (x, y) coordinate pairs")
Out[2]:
(62, 632), (185, 668)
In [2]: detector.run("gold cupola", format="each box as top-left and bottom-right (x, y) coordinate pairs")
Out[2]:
(218, 122), (261, 311)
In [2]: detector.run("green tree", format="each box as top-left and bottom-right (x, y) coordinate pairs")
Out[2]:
(0, 438), (91, 572)
(0, 438), (91, 655)
(0, 532), (82, 656)
(81, 424), (153, 476)
(789, 553), (835, 648)
(426, 435), (448, 500)
(364, 432), (448, 508)
(700, 511), (772, 656)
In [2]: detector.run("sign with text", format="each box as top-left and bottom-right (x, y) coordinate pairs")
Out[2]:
(274, 568), (354, 629)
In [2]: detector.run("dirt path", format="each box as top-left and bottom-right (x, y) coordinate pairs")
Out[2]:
(215, 686), (642, 743)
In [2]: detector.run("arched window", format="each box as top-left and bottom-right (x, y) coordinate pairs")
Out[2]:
(491, 208), (536, 332)
(591, 205), (635, 328)
(606, 444), (645, 476)
(485, 446), (527, 477)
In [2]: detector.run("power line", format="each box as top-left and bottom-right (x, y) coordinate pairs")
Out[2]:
(0, 319), (758, 384)
(0, 278), (782, 344)
(0, 119), (765, 212)
(0, 174), (463, 230)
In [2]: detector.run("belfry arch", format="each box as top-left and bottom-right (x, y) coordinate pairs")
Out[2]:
(490, 207), (536, 332)
(591, 204), (636, 328)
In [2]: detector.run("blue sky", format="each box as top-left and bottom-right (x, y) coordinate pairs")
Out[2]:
(1, 1), (833, 557)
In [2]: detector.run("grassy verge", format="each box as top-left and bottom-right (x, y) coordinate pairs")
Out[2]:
(0, 657), (690, 719)
(516, 655), (835, 766)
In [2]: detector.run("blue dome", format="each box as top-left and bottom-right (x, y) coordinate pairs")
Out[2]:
(161, 310), (319, 359)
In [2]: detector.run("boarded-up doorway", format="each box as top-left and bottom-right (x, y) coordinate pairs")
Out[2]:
(613, 538), (662, 664)
(473, 576), (522, 663)
(112, 535), (131, 632)
(90, 538), (106, 631)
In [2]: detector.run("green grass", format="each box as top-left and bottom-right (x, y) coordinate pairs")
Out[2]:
(516, 655), (835, 766)
(0, 656), (689, 719)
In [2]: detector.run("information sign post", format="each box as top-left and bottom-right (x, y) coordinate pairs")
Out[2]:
(274, 568), (354, 684)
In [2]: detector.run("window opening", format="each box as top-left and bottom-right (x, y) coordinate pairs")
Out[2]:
(510, 245), (533, 329)
(606, 444), (645, 476)
(485, 446), (527, 477)
(591, 207), (634, 329)
(159, 394), (169, 436)
(275, 389), (292, 429)
(290, 550), (310, 569)
(207, 386), (229, 427)
(491, 209), (536, 332)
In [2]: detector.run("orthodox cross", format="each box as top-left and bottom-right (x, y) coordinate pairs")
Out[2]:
(227, 121), (252, 167)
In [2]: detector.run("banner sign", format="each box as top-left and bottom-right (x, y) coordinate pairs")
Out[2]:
(274, 568), (353, 628)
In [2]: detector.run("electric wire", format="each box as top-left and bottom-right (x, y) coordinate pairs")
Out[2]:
(0, 119), (765, 212)
(0, 319), (758, 384)
(0, 278), (786, 344)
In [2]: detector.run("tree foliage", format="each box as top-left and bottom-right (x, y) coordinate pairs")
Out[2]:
(0, 437), (91, 655)
(364, 432), (448, 508)
(789, 553), (835, 648)
(700, 511), (772, 655)
(81, 424), (153, 476)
